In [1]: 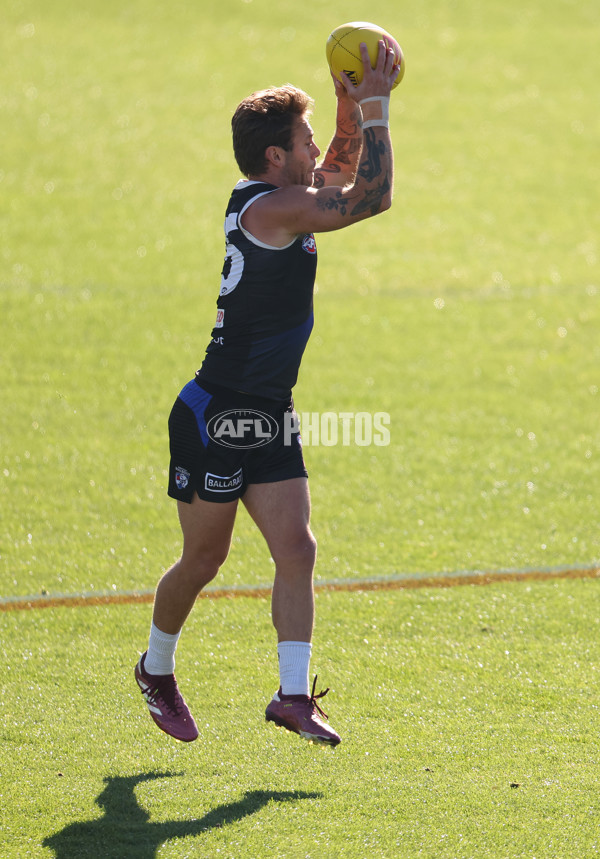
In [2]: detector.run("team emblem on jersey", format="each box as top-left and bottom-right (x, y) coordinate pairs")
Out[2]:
(302, 234), (317, 254)
(215, 309), (225, 328)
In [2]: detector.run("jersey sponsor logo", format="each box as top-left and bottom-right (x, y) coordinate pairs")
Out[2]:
(205, 467), (243, 493)
(302, 234), (316, 254)
(207, 409), (279, 449)
(174, 466), (190, 489)
(215, 309), (225, 328)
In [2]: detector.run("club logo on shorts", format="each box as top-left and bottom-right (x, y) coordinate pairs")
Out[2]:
(175, 466), (190, 489)
(207, 409), (279, 449)
(302, 234), (316, 254)
(205, 468), (243, 493)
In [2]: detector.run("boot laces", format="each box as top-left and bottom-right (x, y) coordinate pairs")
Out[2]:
(309, 675), (331, 721)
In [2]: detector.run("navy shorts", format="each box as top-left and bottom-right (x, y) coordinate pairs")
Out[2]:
(167, 378), (307, 503)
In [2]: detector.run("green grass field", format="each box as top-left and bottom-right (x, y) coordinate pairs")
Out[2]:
(1, 0), (599, 855)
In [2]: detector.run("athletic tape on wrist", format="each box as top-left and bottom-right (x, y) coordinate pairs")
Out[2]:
(358, 96), (390, 123)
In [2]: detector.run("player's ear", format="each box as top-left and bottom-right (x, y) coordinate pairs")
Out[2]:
(265, 145), (285, 168)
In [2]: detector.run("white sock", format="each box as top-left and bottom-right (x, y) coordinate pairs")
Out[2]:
(144, 623), (181, 675)
(277, 640), (312, 696)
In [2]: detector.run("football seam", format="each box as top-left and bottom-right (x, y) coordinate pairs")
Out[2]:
(332, 27), (365, 63)
(331, 27), (395, 65)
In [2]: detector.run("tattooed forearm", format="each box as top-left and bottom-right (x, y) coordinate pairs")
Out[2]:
(315, 101), (364, 187)
(350, 174), (391, 217)
(315, 121), (392, 220)
(357, 128), (386, 183)
(331, 133), (362, 164)
(314, 135), (361, 189)
(336, 108), (362, 137)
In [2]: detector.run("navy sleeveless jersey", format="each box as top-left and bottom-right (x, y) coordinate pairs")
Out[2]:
(196, 180), (317, 400)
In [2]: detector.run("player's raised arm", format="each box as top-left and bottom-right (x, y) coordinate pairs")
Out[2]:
(244, 41), (400, 244)
(310, 40), (399, 226)
(312, 78), (363, 189)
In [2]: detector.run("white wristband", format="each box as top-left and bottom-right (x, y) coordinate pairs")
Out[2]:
(363, 119), (390, 129)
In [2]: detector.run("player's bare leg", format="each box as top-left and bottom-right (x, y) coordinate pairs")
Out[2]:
(135, 494), (238, 741)
(152, 494), (239, 634)
(242, 477), (316, 643)
(243, 478), (341, 745)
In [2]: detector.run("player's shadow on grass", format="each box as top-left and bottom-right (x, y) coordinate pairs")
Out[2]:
(43, 771), (321, 858)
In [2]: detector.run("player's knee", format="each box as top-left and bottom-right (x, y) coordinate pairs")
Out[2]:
(305, 531), (318, 565)
(273, 529), (317, 571)
(182, 546), (229, 587)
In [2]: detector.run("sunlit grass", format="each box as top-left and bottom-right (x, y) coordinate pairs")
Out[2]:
(2, 0), (598, 596)
(3, 579), (600, 857)
(1, 2), (599, 854)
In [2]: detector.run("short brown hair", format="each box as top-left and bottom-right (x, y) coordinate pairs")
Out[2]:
(231, 85), (313, 178)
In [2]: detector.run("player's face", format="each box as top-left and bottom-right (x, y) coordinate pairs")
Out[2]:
(281, 115), (320, 187)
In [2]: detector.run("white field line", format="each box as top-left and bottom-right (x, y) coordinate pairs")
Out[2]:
(1, 563), (599, 612)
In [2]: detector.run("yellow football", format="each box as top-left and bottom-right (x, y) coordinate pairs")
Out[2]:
(326, 21), (405, 90)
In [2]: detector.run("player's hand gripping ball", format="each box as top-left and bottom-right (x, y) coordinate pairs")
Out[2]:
(326, 21), (405, 89)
